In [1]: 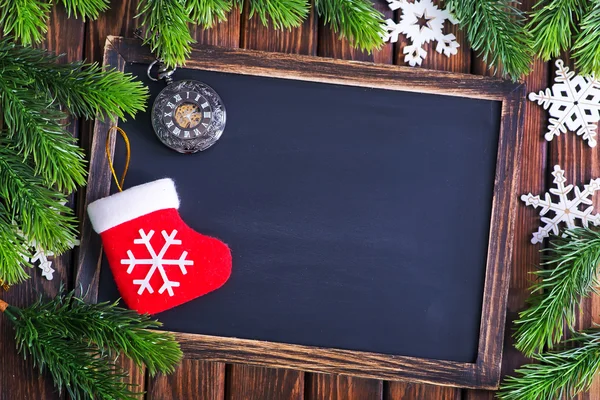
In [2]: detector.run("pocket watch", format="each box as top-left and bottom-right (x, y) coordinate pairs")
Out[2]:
(148, 60), (227, 154)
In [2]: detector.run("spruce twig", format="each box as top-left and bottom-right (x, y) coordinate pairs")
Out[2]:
(527, 0), (589, 61)
(446, 0), (533, 80)
(0, 39), (148, 285)
(0, 0), (50, 45)
(187, 0), (233, 27)
(498, 330), (600, 400)
(0, 290), (182, 400)
(137, 0), (195, 68)
(573, 1), (600, 77)
(247, 0), (309, 30)
(513, 228), (600, 357)
(315, 0), (385, 53)
(59, 0), (110, 20)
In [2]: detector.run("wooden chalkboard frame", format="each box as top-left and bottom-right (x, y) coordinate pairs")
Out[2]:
(76, 36), (525, 390)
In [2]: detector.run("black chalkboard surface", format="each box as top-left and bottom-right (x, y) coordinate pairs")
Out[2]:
(79, 38), (525, 389)
(99, 62), (500, 364)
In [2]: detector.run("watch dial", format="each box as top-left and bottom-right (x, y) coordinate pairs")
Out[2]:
(161, 91), (213, 139)
(152, 80), (226, 154)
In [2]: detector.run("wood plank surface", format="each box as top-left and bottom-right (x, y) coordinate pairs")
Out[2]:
(227, 365), (304, 400)
(3, 0), (599, 399)
(147, 360), (226, 400)
(550, 55), (600, 400)
(464, 0), (548, 399)
(0, 5), (84, 400)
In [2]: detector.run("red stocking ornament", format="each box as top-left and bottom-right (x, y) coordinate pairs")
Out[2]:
(88, 178), (232, 314)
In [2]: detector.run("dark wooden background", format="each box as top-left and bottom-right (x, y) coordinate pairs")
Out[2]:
(0, 0), (597, 399)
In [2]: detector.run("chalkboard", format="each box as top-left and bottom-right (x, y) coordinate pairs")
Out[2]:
(77, 37), (525, 389)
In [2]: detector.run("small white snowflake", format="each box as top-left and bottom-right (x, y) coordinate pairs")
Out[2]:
(121, 229), (193, 296)
(382, 0), (459, 66)
(529, 59), (600, 148)
(521, 165), (600, 244)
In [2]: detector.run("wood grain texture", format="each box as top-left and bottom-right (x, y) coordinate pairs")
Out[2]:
(0, 5), (84, 400)
(465, 0), (547, 398)
(306, 374), (383, 400)
(147, 360), (225, 400)
(317, 0), (393, 63)
(108, 39), (518, 101)
(393, 1), (471, 72)
(386, 382), (461, 400)
(550, 56), (600, 400)
(227, 365), (304, 400)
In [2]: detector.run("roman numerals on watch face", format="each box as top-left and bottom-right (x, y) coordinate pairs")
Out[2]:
(152, 80), (226, 154)
(161, 91), (213, 139)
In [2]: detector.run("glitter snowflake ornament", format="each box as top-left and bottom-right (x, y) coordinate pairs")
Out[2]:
(529, 59), (600, 147)
(382, 0), (459, 66)
(521, 165), (600, 244)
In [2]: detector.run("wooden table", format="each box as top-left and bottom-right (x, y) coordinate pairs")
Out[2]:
(1, 1), (597, 399)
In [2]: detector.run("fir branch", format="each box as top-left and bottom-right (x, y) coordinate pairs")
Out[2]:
(187, 0), (233, 27)
(0, 79), (86, 192)
(498, 330), (600, 400)
(315, 0), (385, 53)
(27, 291), (183, 376)
(573, 2), (600, 77)
(0, 39), (148, 121)
(514, 228), (600, 357)
(446, 0), (532, 80)
(527, 0), (588, 61)
(137, 0), (194, 67)
(59, 0), (110, 21)
(0, 203), (30, 285)
(247, 0), (309, 30)
(1, 290), (182, 399)
(6, 306), (139, 400)
(0, 144), (78, 255)
(0, 0), (50, 45)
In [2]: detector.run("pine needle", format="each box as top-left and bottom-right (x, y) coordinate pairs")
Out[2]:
(573, 2), (600, 77)
(527, 0), (589, 61)
(315, 0), (385, 53)
(137, 0), (195, 67)
(3, 289), (182, 399)
(446, 0), (533, 80)
(498, 330), (600, 400)
(0, 39), (148, 121)
(187, 0), (233, 27)
(0, 203), (30, 285)
(59, 0), (110, 21)
(0, 0), (50, 45)
(514, 228), (600, 357)
(0, 145), (79, 254)
(247, 0), (309, 30)
(0, 39), (148, 283)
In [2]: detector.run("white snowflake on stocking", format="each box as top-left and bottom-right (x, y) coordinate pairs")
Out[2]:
(382, 0), (459, 66)
(521, 165), (600, 244)
(122, 229), (193, 296)
(529, 59), (600, 147)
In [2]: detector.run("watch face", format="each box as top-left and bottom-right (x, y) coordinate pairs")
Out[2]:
(152, 80), (226, 153)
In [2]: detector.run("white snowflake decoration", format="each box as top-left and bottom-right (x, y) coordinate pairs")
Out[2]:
(529, 59), (600, 148)
(521, 165), (600, 244)
(122, 229), (193, 296)
(17, 225), (79, 281)
(382, 0), (459, 67)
